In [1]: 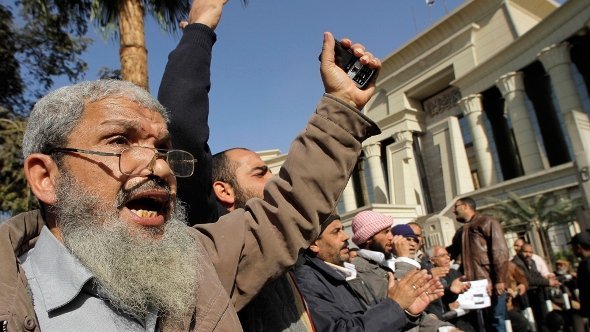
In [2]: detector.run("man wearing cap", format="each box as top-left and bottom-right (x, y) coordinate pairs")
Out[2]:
(391, 224), (423, 270)
(350, 211), (407, 305)
(349, 211), (453, 332)
(294, 215), (443, 331)
(571, 230), (590, 319)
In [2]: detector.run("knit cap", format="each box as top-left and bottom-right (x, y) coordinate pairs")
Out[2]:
(351, 211), (394, 246)
(391, 224), (418, 239)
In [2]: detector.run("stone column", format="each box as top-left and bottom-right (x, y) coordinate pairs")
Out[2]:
(357, 157), (370, 206)
(496, 71), (545, 174)
(457, 94), (498, 187)
(363, 142), (389, 204)
(538, 43), (584, 116)
(538, 42), (590, 210)
(341, 178), (357, 212)
(390, 131), (423, 208)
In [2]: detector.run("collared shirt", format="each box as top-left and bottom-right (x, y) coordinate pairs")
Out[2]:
(20, 226), (158, 331)
(323, 261), (358, 281)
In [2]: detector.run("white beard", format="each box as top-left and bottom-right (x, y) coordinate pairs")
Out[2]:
(52, 174), (202, 323)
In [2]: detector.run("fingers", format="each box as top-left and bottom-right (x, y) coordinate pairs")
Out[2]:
(319, 32), (380, 110)
(320, 32), (337, 65)
(407, 269), (432, 293)
(188, 0), (228, 30)
(387, 271), (395, 288)
(393, 235), (411, 257)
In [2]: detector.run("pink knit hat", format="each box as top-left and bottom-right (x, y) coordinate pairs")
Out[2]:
(351, 211), (394, 246)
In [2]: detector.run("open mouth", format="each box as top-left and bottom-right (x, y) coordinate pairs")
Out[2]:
(124, 191), (169, 219)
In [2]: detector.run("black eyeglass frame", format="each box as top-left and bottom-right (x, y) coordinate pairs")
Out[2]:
(48, 146), (196, 178)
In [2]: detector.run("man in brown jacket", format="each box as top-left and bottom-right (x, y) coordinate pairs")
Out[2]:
(0, 11), (382, 332)
(447, 196), (510, 332)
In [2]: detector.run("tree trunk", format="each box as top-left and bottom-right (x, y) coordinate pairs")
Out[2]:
(118, 0), (148, 90)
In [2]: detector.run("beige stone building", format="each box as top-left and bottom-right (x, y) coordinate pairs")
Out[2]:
(263, 0), (590, 258)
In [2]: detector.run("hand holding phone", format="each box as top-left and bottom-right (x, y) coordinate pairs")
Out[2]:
(320, 39), (377, 90)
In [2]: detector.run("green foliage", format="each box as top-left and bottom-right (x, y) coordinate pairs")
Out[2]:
(490, 191), (582, 265)
(0, 0), (90, 217)
(1, 1), (91, 114)
(98, 66), (122, 80)
(0, 109), (38, 214)
(491, 191), (582, 232)
(91, 0), (190, 40)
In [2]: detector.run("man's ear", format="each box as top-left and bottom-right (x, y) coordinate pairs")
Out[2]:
(213, 181), (235, 208)
(24, 153), (60, 205)
(309, 240), (321, 254)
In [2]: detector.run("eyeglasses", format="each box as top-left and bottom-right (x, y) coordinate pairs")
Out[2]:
(50, 146), (196, 177)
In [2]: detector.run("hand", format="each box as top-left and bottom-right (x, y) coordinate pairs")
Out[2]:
(549, 278), (561, 287)
(387, 270), (443, 315)
(506, 288), (517, 298)
(495, 282), (505, 295)
(319, 32), (381, 110)
(430, 266), (450, 278)
(407, 275), (444, 315)
(188, 0), (228, 30)
(392, 235), (411, 257)
(450, 276), (470, 294)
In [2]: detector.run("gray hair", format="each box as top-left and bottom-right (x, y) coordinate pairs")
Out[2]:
(22, 80), (169, 157)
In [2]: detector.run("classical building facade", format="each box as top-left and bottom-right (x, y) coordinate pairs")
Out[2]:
(263, 0), (590, 258)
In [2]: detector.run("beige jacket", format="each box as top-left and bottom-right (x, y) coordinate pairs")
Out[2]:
(0, 95), (380, 331)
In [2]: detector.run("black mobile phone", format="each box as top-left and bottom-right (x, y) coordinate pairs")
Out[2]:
(320, 40), (377, 89)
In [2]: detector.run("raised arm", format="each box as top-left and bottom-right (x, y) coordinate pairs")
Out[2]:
(196, 33), (382, 309)
(157, 0), (227, 225)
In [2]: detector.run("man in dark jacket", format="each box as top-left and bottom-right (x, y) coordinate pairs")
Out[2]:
(447, 196), (510, 332)
(571, 230), (590, 320)
(427, 246), (473, 331)
(512, 242), (560, 330)
(294, 215), (443, 331)
(211, 148), (312, 332)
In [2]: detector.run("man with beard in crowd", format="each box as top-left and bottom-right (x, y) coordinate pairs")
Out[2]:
(513, 238), (552, 278)
(0, 1), (383, 329)
(294, 214), (444, 331)
(211, 150), (311, 331)
(512, 242), (560, 331)
(447, 197), (510, 332)
(211, 148), (272, 213)
(349, 211), (454, 332)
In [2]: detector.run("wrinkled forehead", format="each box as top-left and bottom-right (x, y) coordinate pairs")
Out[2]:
(71, 97), (169, 140)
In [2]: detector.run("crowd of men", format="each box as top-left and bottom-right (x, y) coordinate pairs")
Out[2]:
(0, 0), (589, 331)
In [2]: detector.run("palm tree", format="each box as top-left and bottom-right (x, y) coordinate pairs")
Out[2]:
(92, 0), (190, 90)
(490, 192), (582, 266)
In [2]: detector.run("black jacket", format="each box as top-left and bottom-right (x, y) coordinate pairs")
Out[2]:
(294, 254), (407, 332)
(511, 254), (550, 289)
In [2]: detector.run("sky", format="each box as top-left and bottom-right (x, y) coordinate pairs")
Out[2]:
(39, 0), (469, 154)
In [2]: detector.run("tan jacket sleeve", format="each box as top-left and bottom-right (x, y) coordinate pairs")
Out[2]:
(195, 94), (381, 310)
(0, 210), (45, 332)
